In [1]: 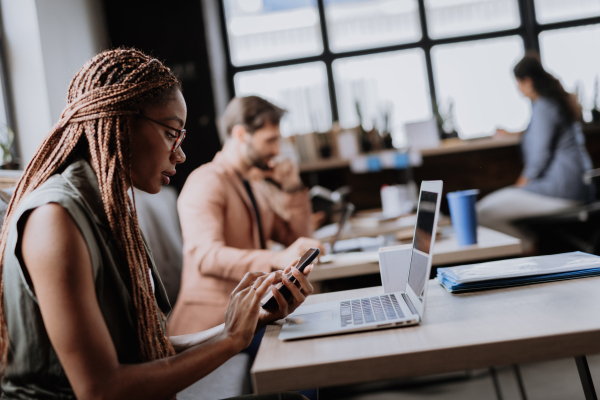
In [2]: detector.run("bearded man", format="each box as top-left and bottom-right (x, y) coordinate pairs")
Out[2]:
(170, 96), (322, 334)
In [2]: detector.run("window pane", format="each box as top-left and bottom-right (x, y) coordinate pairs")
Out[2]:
(431, 36), (529, 139)
(425, 0), (521, 39)
(540, 24), (600, 122)
(234, 62), (332, 136)
(223, 0), (323, 66)
(332, 49), (432, 147)
(534, 0), (600, 24)
(324, 0), (421, 53)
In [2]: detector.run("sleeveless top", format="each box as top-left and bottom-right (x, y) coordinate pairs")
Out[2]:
(1, 158), (172, 399)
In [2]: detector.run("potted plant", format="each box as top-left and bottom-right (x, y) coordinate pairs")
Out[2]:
(433, 98), (458, 139)
(0, 123), (15, 169)
(592, 76), (600, 124)
(355, 100), (372, 153)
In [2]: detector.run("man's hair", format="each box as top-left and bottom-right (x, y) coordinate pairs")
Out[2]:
(0, 48), (180, 368)
(222, 96), (286, 137)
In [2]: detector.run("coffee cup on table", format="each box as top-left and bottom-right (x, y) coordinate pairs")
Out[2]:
(446, 189), (479, 246)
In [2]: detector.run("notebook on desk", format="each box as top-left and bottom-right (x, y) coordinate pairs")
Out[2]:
(280, 180), (443, 340)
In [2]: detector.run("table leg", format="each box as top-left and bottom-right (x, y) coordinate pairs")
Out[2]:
(512, 364), (528, 400)
(489, 367), (503, 400)
(575, 355), (598, 400)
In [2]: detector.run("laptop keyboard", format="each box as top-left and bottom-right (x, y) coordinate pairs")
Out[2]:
(340, 294), (405, 327)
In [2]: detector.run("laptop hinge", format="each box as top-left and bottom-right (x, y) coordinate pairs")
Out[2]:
(401, 293), (418, 316)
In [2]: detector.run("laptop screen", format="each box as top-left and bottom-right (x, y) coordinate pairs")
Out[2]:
(407, 190), (438, 302)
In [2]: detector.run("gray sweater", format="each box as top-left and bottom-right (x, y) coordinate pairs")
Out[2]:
(521, 97), (593, 203)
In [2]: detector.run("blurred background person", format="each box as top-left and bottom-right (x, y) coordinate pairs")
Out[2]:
(477, 53), (594, 253)
(170, 95), (323, 335)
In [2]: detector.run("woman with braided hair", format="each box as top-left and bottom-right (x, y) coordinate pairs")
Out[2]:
(0, 48), (313, 399)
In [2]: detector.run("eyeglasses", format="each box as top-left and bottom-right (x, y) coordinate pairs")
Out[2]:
(139, 115), (186, 153)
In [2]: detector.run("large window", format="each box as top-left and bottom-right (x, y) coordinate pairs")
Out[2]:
(324, 0), (422, 52)
(425, 0), (521, 39)
(333, 49), (431, 145)
(432, 36), (528, 138)
(219, 0), (600, 143)
(234, 62), (332, 135)
(222, 0), (323, 66)
(540, 24), (600, 122)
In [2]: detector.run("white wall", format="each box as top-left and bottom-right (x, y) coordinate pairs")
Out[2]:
(0, 0), (52, 165)
(0, 0), (108, 165)
(201, 0), (231, 144)
(35, 0), (108, 123)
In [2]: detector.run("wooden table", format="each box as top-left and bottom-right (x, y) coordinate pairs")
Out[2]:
(311, 226), (522, 282)
(252, 277), (600, 398)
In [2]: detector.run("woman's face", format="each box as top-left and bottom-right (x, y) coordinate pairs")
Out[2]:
(129, 89), (187, 194)
(516, 77), (537, 100)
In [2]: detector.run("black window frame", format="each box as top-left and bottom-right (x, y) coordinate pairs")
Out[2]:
(218, 0), (600, 124)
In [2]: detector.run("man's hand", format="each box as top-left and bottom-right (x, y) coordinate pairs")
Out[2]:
(264, 159), (302, 192)
(270, 237), (325, 270)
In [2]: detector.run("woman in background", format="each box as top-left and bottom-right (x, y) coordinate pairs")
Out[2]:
(477, 53), (594, 252)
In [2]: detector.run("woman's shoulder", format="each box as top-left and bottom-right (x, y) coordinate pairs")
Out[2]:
(534, 97), (562, 114)
(13, 158), (106, 234)
(534, 96), (557, 109)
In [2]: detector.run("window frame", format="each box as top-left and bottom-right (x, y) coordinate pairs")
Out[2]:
(217, 0), (600, 124)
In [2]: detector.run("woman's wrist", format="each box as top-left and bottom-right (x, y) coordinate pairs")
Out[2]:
(217, 331), (246, 357)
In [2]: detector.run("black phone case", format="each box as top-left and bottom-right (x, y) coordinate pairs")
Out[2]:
(261, 248), (320, 311)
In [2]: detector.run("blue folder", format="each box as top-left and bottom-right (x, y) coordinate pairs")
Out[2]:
(436, 252), (600, 293)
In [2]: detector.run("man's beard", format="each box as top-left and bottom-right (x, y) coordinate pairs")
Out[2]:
(247, 142), (271, 171)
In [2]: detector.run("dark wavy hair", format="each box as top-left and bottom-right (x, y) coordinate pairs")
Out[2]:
(514, 53), (581, 123)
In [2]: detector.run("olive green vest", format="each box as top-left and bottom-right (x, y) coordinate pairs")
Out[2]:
(1, 159), (171, 399)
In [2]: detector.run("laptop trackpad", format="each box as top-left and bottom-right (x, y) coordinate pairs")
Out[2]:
(288, 311), (333, 325)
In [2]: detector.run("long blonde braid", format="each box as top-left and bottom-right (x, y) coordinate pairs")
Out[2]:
(0, 48), (180, 366)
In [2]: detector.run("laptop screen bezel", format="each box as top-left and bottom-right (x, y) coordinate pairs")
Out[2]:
(404, 180), (443, 318)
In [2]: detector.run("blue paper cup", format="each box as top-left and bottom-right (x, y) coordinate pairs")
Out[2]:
(447, 189), (479, 246)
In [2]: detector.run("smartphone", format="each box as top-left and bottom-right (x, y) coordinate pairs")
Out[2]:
(260, 247), (320, 311)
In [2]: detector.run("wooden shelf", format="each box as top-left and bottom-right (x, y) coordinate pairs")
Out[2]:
(299, 135), (521, 173)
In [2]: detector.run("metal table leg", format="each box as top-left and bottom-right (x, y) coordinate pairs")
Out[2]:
(575, 355), (598, 400)
(489, 367), (503, 400)
(512, 364), (528, 400)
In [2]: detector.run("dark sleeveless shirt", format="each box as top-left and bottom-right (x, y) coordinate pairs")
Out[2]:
(1, 159), (171, 399)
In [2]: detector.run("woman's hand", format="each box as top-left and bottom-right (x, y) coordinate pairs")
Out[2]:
(515, 175), (529, 187)
(222, 271), (276, 352)
(256, 259), (315, 332)
(494, 128), (511, 138)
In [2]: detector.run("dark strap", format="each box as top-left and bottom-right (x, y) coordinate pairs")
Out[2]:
(241, 178), (266, 250)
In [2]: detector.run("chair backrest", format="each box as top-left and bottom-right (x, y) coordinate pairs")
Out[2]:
(133, 187), (183, 306)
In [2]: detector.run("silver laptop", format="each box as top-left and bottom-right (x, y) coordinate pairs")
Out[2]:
(279, 180), (443, 340)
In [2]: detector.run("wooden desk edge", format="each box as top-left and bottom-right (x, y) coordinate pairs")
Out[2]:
(252, 327), (600, 394)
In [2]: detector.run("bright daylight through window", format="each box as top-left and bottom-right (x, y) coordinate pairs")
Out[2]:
(234, 62), (332, 136)
(324, 0), (422, 53)
(333, 49), (431, 147)
(540, 24), (600, 123)
(432, 36), (529, 139)
(221, 0), (600, 145)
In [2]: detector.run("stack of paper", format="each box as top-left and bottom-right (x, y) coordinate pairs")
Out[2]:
(436, 252), (600, 293)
